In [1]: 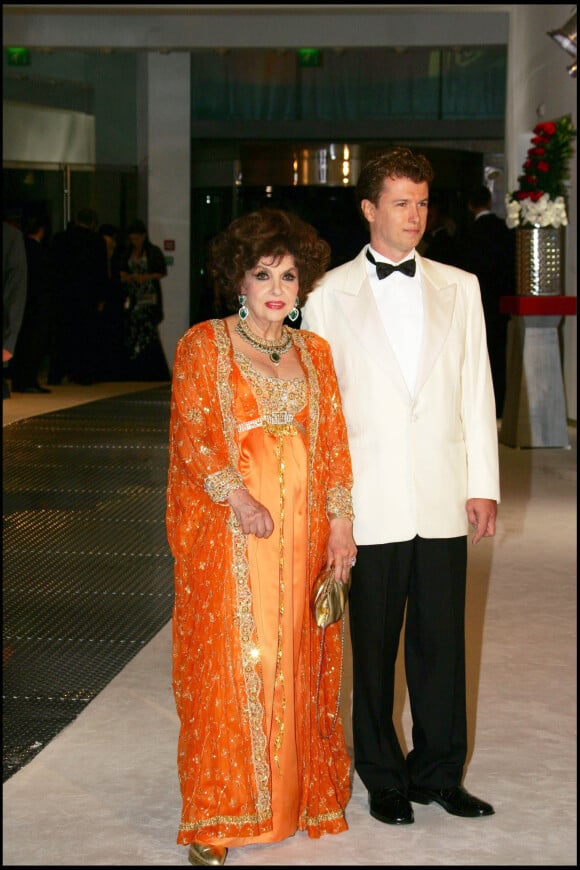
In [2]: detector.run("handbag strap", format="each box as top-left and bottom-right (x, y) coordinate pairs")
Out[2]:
(315, 615), (346, 739)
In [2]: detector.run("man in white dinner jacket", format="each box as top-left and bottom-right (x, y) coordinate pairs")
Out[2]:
(301, 147), (500, 826)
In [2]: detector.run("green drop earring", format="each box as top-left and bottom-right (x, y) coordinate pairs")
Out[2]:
(238, 295), (249, 321)
(288, 297), (300, 322)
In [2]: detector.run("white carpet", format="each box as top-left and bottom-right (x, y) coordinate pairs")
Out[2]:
(2, 421), (576, 866)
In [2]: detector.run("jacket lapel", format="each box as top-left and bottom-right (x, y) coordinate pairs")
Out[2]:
(336, 251), (410, 398)
(414, 255), (457, 396)
(333, 249), (458, 399)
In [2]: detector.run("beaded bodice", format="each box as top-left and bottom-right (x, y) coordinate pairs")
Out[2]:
(234, 350), (306, 419)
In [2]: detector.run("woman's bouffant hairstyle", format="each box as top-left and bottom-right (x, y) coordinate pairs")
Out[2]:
(126, 219), (148, 237)
(207, 208), (331, 312)
(356, 147), (435, 219)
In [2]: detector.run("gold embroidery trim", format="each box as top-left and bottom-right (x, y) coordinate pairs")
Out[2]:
(272, 433), (287, 774)
(326, 485), (355, 522)
(204, 466), (245, 503)
(213, 319), (272, 821)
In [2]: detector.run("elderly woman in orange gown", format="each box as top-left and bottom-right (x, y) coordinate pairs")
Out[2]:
(166, 208), (357, 866)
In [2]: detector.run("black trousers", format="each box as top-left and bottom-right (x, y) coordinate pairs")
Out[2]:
(348, 535), (468, 793)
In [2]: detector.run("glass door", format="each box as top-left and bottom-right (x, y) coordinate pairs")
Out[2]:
(3, 163), (138, 239)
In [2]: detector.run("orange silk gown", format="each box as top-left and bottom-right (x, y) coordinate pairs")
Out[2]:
(166, 320), (353, 848)
(224, 351), (308, 845)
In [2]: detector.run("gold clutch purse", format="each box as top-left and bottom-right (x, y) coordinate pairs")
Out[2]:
(311, 564), (351, 629)
(311, 565), (351, 738)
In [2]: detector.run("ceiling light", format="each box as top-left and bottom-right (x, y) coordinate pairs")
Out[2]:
(547, 10), (577, 76)
(548, 11), (577, 56)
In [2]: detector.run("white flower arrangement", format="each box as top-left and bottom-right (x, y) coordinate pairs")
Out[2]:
(504, 193), (568, 229)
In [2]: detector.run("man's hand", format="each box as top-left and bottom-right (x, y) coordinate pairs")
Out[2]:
(466, 498), (497, 544)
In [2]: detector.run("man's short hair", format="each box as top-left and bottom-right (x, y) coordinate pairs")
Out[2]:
(467, 185), (492, 210)
(356, 146), (435, 218)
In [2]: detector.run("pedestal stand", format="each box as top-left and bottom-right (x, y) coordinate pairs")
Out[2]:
(499, 295), (576, 448)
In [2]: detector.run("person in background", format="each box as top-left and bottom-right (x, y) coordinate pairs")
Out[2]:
(166, 208), (356, 866)
(114, 219), (170, 381)
(97, 223), (128, 380)
(462, 184), (516, 419)
(100, 223), (119, 271)
(49, 207), (108, 385)
(10, 214), (55, 394)
(302, 147), (499, 828)
(419, 190), (462, 267)
(3, 221), (28, 399)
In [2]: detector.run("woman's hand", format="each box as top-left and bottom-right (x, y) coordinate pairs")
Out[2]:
(227, 488), (274, 538)
(327, 517), (357, 583)
(120, 272), (146, 285)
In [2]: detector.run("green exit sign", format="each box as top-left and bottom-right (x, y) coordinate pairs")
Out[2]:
(297, 49), (322, 68)
(6, 48), (30, 67)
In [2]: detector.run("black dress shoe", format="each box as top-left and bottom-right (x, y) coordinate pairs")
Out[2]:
(369, 787), (414, 825)
(407, 785), (494, 817)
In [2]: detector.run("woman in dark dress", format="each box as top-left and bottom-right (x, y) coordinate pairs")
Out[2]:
(114, 219), (170, 381)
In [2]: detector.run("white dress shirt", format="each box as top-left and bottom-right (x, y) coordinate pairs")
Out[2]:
(366, 245), (424, 397)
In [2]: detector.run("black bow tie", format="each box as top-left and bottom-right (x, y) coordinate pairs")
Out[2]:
(366, 249), (416, 279)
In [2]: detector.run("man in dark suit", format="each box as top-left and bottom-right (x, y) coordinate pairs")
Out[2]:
(463, 185), (516, 419)
(49, 208), (108, 385)
(3, 220), (28, 398)
(420, 190), (462, 267)
(10, 214), (56, 394)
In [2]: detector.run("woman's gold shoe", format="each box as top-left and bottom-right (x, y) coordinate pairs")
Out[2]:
(188, 843), (228, 866)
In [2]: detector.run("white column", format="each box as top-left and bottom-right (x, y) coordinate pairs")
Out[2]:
(140, 52), (191, 374)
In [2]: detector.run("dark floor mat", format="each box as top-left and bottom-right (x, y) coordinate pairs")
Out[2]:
(2, 385), (174, 782)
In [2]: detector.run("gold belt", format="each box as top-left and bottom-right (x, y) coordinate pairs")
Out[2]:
(237, 413), (304, 434)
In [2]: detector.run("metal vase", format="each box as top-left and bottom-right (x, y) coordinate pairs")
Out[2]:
(516, 227), (564, 295)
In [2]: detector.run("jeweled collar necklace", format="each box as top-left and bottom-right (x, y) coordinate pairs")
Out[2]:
(235, 318), (293, 365)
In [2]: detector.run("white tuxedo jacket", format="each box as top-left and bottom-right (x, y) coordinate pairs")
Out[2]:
(301, 247), (500, 545)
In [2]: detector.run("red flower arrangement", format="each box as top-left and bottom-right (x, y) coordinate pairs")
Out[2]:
(506, 115), (576, 228)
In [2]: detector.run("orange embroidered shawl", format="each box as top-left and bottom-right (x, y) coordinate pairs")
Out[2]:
(166, 319), (354, 843)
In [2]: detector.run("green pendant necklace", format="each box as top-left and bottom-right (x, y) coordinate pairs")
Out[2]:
(235, 319), (293, 366)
